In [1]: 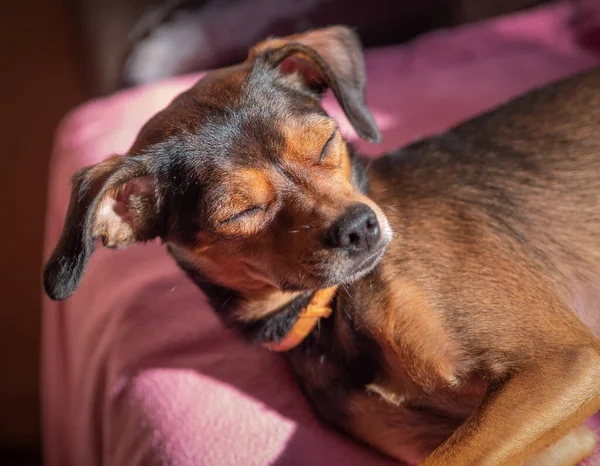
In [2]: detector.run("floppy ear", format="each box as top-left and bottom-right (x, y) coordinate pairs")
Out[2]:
(250, 26), (382, 143)
(43, 155), (160, 301)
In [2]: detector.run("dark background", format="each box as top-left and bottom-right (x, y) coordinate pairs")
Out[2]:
(0, 0), (86, 462)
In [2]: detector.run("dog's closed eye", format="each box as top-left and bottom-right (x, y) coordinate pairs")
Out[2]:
(217, 205), (266, 227)
(317, 129), (338, 164)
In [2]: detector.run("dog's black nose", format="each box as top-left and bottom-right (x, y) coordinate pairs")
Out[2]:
(326, 204), (380, 253)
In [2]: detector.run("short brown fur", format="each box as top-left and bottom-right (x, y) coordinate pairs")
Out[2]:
(44, 27), (600, 465)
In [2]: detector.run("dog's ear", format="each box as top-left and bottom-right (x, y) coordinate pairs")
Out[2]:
(250, 26), (382, 143)
(43, 155), (160, 301)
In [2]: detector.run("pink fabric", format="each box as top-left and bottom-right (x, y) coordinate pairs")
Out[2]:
(43, 2), (600, 465)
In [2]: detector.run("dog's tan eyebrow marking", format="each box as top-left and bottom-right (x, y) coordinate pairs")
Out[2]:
(318, 129), (338, 164)
(210, 168), (275, 228)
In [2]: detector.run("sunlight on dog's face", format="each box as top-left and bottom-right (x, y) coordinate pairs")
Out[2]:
(163, 71), (392, 293)
(171, 133), (393, 292)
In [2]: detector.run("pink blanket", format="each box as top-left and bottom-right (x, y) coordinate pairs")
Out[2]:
(43, 2), (600, 465)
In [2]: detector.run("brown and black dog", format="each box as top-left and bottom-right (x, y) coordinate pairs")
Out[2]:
(44, 27), (600, 465)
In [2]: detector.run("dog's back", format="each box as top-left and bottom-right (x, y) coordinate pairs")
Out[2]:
(480, 69), (600, 335)
(370, 68), (600, 339)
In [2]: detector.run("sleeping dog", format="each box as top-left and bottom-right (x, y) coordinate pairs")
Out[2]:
(44, 27), (600, 465)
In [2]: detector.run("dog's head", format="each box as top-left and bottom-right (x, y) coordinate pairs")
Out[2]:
(44, 26), (392, 302)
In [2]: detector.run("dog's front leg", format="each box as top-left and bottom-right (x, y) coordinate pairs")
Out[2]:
(421, 346), (600, 466)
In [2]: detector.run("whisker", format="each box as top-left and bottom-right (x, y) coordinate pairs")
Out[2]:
(288, 225), (313, 233)
(340, 284), (355, 321)
(344, 283), (361, 308)
(275, 263), (306, 287)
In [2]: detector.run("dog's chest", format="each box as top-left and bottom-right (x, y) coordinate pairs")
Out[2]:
(349, 275), (468, 392)
(369, 339), (486, 414)
(341, 268), (495, 415)
(287, 282), (485, 457)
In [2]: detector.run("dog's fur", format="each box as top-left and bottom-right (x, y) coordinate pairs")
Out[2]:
(44, 27), (600, 465)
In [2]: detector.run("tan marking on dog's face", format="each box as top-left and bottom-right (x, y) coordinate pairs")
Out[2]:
(209, 168), (276, 237)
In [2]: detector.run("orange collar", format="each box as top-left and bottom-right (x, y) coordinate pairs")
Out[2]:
(261, 286), (339, 352)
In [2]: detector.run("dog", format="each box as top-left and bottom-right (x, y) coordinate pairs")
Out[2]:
(44, 26), (600, 465)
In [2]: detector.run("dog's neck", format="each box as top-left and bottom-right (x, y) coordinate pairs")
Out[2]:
(249, 286), (339, 352)
(239, 289), (307, 320)
(175, 258), (337, 346)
